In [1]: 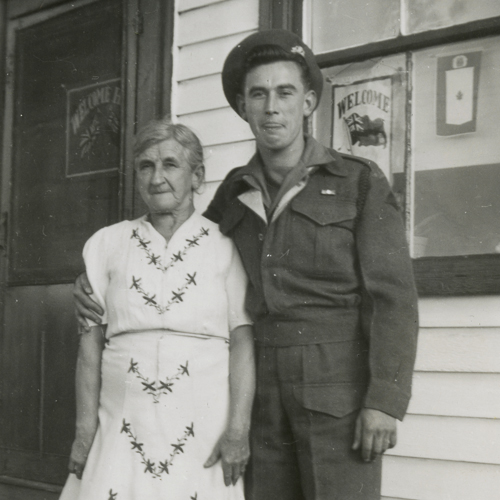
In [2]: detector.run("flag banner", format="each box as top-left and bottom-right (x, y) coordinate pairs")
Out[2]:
(332, 77), (393, 181)
(436, 51), (481, 136)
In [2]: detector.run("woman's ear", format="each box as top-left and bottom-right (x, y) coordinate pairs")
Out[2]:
(192, 164), (205, 192)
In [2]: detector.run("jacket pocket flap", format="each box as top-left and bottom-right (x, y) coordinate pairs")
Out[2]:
(293, 382), (364, 418)
(291, 198), (356, 226)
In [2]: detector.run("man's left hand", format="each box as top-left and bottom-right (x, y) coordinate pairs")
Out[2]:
(352, 408), (397, 462)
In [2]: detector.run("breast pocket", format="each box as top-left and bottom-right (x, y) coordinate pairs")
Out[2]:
(289, 197), (357, 277)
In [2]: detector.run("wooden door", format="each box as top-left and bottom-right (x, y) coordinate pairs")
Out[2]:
(0, 0), (172, 489)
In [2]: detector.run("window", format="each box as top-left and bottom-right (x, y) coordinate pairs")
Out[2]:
(310, 0), (400, 53)
(307, 0), (500, 295)
(402, 0), (500, 34)
(412, 37), (500, 259)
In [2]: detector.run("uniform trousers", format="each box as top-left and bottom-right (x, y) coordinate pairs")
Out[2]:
(244, 342), (381, 500)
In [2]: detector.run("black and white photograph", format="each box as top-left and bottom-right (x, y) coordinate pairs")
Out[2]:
(0, 1), (499, 500)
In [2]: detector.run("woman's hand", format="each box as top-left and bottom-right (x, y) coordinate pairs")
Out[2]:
(74, 272), (104, 331)
(205, 324), (255, 486)
(68, 428), (96, 479)
(204, 430), (250, 486)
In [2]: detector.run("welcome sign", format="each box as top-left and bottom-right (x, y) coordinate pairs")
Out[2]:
(66, 78), (121, 177)
(332, 77), (393, 181)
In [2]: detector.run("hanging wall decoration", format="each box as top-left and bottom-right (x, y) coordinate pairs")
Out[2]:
(436, 51), (481, 136)
(332, 77), (393, 181)
(66, 78), (121, 177)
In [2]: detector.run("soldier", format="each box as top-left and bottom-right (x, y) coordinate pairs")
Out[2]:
(75, 30), (418, 500)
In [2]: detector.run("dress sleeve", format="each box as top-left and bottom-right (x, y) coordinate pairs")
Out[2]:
(82, 227), (110, 326)
(225, 241), (253, 332)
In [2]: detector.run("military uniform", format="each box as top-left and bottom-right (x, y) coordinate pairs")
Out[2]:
(204, 136), (418, 500)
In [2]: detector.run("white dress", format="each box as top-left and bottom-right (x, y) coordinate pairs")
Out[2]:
(60, 212), (251, 500)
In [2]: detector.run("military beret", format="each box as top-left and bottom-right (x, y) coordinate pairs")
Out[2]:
(222, 29), (323, 115)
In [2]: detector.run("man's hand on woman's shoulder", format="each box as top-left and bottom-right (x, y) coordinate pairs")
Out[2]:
(74, 272), (104, 331)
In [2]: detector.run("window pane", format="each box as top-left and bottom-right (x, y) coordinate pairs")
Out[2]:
(403, 0), (500, 34)
(310, 0), (400, 53)
(315, 54), (407, 206)
(10, 0), (122, 283)
(411, 36), (500, 258)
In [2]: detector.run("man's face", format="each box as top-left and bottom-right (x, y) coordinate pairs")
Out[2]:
(237, 61), (316, 154)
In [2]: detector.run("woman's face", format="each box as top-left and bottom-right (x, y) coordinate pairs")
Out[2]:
(135, 139), (203, 215)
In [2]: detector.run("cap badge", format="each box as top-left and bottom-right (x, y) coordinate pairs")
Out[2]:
(321, 189), (336, 196)
(290, 45), (306, 58)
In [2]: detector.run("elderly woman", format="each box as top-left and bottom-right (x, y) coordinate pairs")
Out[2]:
(60, 118), (255, 500)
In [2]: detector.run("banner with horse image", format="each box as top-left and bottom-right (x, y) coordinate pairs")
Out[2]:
(332, 77), (393, 181)
(66, 78), (121, 177)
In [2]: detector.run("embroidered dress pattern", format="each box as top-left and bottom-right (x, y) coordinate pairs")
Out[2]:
(130, 272), (198, 315)
(121, 419), (195, 478)
(128, 359), (189, 403)
(131, 227), (209, 273)
(129, 226), (209, 314)
(105, 489), (198, 499)
(106, 489), (198, 499)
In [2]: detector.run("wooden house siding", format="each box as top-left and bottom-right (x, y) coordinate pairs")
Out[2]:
(173, 0), (258, 212)
(383, 296), (500, 499)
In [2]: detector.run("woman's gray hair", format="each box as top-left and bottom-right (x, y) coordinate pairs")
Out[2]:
(133, 116), (204, 174)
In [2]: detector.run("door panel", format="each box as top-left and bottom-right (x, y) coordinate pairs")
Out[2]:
(2, 286), (43, 451)
(0, 0), (125, 485)
(0, 285), (77, 484)
(41, 285), (80, 457)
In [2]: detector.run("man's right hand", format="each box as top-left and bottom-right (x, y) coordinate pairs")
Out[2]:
(74, 272), (104, 331)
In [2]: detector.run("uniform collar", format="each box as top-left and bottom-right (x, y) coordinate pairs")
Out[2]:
(302, 136), (350, 177)
(230, 135), (349, 189)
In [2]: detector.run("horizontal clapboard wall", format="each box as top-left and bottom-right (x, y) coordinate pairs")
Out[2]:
(174, 0), (258, 212)
(383, 296), (500, 500)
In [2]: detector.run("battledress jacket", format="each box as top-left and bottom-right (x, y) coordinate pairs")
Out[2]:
(203, 137), (419, 420)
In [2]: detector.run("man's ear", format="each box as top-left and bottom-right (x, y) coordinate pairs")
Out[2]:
(236, 94), (247, 121)
(303, 89), (317, 118)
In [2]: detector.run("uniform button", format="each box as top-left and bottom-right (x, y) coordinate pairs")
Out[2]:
(258, 233), (264, 241)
